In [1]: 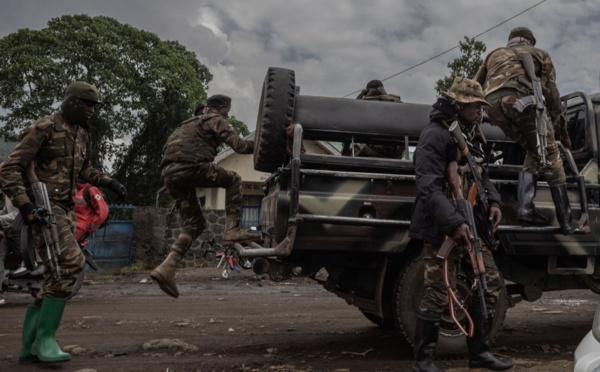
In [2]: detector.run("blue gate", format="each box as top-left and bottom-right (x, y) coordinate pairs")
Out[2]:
(86, 205), (134, 271)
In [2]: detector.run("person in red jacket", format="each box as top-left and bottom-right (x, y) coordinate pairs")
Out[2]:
(74, 182), (109, 244)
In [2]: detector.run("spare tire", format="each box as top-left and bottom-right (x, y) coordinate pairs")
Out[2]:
(253, 67), (296, 172)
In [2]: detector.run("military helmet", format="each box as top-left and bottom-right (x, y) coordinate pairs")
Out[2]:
(442, 77), (490, 106)
(64, 81), (102, 104)
(508, 27), (536, 46)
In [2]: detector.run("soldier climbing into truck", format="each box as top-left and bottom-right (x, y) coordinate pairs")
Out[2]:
(475, 26), (588, 235)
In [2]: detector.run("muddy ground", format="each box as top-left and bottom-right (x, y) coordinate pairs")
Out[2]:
(0, 266), (597, 372)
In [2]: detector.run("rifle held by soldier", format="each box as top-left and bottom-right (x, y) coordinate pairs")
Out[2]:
(25, 163), (62, 277)
(512, 52), (550, 167)
(436, 161), (488, 323)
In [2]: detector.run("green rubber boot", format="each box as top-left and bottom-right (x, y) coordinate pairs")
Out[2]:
(31, 297), (71, 363)
(18, 305), (41, 364)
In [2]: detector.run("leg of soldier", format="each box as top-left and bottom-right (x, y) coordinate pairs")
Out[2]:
(515, 113), (576, 233)
(462, 245), (514, 371)
(29, 206), (82, 363)
(487, 95), (549, 225)
(190, 163), (259, 243)
(413, 243), (453, 372)
(151, 171), (207, 298)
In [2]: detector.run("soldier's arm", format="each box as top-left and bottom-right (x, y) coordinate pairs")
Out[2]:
(474, 58), (488, 87)
(214, 117), (254, 154)
(78, 138), (114, 187)
(539, 52), (564, 121)
(0, 123), (47, 208)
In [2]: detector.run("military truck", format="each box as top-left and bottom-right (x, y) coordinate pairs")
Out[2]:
(236, 67), (599, 353)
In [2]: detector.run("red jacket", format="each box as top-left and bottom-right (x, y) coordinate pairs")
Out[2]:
(74, 183), (109, 241)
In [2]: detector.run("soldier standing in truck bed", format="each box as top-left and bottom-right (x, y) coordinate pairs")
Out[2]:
(151, 94), (259, 299)
(409, 77), (513, 372)
(475, 27), (578, 234)
(343, 80), (404, 158)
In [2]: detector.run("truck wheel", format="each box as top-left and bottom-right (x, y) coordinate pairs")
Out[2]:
(393, 255), (508, 355)
(359, 310), (396, 330)
(253, 67), (296, 172)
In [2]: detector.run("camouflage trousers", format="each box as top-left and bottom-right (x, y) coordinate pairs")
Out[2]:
(32, 205), (85, 305)
(417, 242), (503, 316)
(162, 162), (242, 255)
(486, 92), (565, 185)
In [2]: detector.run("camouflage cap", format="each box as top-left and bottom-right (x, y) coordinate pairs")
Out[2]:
(64, 81), (102, 104)
(207, 94), (232, 108)
(508, 27), (536, 46)
(441, 77), (489, 106)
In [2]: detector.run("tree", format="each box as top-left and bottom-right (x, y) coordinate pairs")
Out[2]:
(0, 15), (215, 205)
(435, 36), (487, 95)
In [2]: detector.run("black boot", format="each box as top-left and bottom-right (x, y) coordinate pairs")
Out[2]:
(517, 171), (549, 225)
(412, 311), (444, 372)
(467, 308), (514, 371)
(550, 183), (577, 235)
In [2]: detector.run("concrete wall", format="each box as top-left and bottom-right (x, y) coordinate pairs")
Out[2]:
(132, 206), (226, 268)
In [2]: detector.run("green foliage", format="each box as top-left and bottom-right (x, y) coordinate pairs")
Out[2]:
(435, 36), (487, 95)
(0, 15), (212, 206)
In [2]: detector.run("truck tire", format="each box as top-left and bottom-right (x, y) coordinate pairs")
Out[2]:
(359, 310), (395, 330)
(393, 255), (508, 355)
(253, 67), (296, 172)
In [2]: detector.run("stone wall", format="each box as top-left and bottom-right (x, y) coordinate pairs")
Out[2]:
(132, 207), (226, 268)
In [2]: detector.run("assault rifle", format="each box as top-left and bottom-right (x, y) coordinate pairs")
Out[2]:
(437, 121), (492, 333)
(512, 51), (550, 167)
(25, 163), (62, 277)
(437, 161), (488, 330)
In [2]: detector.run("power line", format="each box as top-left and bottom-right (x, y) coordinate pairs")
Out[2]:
(342, 0), (547, 98)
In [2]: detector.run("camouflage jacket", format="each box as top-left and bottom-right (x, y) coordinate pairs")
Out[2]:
(0, 111), (114, 210)
(161, 114), (253, 172)
(356, 87), (402, 102)
(474, 43), (563, 121)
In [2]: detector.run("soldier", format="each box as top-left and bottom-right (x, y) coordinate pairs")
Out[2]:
(0, 81), (127, 364)
(409, 77), (513, 371)
(343, 80), (404, 158)
(194, 102), (206, 116)
(356, 79), (402, 102)
(151, 94), (258, 298)
(475, 27), (577, 234)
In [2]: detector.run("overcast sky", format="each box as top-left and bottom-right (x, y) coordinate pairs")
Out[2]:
(1, 0), (599, 132)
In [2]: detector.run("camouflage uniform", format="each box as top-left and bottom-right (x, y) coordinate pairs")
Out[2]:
(474, 41), (565, 184)
(409, 77), (513, 372)
(0, 112), (114, 303)
(1, 81), (125, 365)
(160, 113), (253, 257)
(475, 27), (578, 235)
(151, 100), (255, 299)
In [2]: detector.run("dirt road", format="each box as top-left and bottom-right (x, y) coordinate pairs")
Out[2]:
(0, 267), (597, 372)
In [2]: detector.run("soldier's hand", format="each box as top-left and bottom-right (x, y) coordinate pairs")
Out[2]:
(488, 205), (502, 232)
(108, 180), (128, 203)
(18, 202), (48, 226)
(450, 223), (473, 247)
(555, 115), (572, 151)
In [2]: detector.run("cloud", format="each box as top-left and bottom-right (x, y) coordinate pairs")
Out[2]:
(1, 0), (600, 131)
